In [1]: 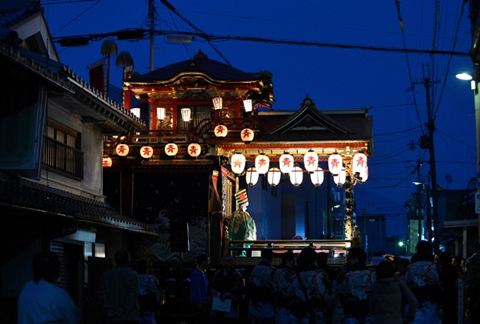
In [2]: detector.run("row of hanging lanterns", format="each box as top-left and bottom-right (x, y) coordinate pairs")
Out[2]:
(231, 151), (368, 188)
(112, 143), (202, 159)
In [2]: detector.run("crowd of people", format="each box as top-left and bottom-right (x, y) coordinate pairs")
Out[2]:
(190, 241), (480, 324)
(14, 242), (480, 324)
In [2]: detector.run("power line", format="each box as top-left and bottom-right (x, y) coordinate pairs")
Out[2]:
(52, 28), (470, 57)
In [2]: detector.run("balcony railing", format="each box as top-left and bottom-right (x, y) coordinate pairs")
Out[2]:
(43, 136), (84, 180)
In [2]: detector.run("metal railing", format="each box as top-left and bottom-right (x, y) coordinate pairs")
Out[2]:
(227, 239), (352, 258)
(43, 136), (84, 180)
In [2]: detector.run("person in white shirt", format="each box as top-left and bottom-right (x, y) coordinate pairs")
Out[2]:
(17, 251), (80, 324)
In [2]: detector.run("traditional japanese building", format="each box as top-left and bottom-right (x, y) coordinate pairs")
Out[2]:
(104, 49), (373, 265)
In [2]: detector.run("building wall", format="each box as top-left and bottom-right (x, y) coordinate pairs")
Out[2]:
(40, 101), (104, 200)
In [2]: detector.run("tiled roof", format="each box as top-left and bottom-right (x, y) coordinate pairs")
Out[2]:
(0, 171), (157, 235)
(128, 50), (262, 85)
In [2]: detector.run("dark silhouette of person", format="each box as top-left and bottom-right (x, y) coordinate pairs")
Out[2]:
(98, 249), (140, 323)
(17, 251), (80, 324)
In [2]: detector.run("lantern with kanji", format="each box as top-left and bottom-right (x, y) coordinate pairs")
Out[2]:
(214, 124), (228, 138)
(303, 150), (318, 173)
(140, 146), (153, 159)
(116, 144), (129, 156)
(165, 143), (178, 156)
(231, 152), (246, 175)
(352, 153), (368, 175)
(103, 157), (112, 167)
(328, 153), (343, 175)
(279, 153), (294, 174)
(188, 143), (201, 157)
(240, 128), (254, 143)
(255, 154), (270, 175)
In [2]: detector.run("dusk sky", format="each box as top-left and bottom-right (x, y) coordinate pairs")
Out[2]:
(42, 0), (476, 218)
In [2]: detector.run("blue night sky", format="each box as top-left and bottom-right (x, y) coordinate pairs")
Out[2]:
(43, 0), (476, 218)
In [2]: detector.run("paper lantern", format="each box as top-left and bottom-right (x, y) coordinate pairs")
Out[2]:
(267, 167), (281, 187)
(279, 153), (294, 174)
(157, 107), (166, 120)
(241, 128), (254, 143)
(310, 167), (324, 187)
(231, 153), (246, 175)
(116, 144), (129, 156)
(359, 167), (369, 183)
(255, 154), (270, 175)
(333, 169), (346, 187)
(328, 153), (343, 175)
(245, 167), (259, 187)
(165, 143), (178, 156)
(102, 157), (112, 167)
(243, 99), (253, 112)
(303, 151), (318, 173)
(214, 124), (228, 137)
(140, 146), (153, 159)
(212, 97), (223, 110)
(181, 108), (191, 122)
(289, 165), (303, 187)
(188, 143), (201, 157)
(352, 153), (368, 175)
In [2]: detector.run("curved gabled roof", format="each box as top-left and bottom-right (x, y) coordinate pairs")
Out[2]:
(127, 50), (262, 85)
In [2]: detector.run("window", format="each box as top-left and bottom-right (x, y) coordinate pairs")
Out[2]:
(43, 119), (84, 179)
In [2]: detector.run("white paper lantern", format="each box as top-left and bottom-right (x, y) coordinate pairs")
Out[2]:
(188, 143), (201, 157)
(181, 108), (191, 122)
(245, 167), (259, 187)
(289, 165), (303, 187)
(303, 151), (318, 173)
(212, 97), (223, 110)
(328, 153), (343, 175)
(241, 128), (254, 142)
(116, 144), (129, 156)
(214, 124), (228, 137)
(165, 143), (178, 156)
(333, 169), (346, 187)
(103, 157), (112, 167)
(279, 153), (294, 174)
(157, 107), (166, 120)
(231, 153), (246, 175)
(255, 154), (270, 175)
(359, 166), (369, 183)
(267, 167), (281, 187)
(352, 153), (368, 175)
(140, 146), (154, 159)
(310, 167), (324, 187)
(243, 99), (253, 112)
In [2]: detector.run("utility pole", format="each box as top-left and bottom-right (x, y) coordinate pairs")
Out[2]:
(148, 0), (155, 72)
(413, 63), (440, 250)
